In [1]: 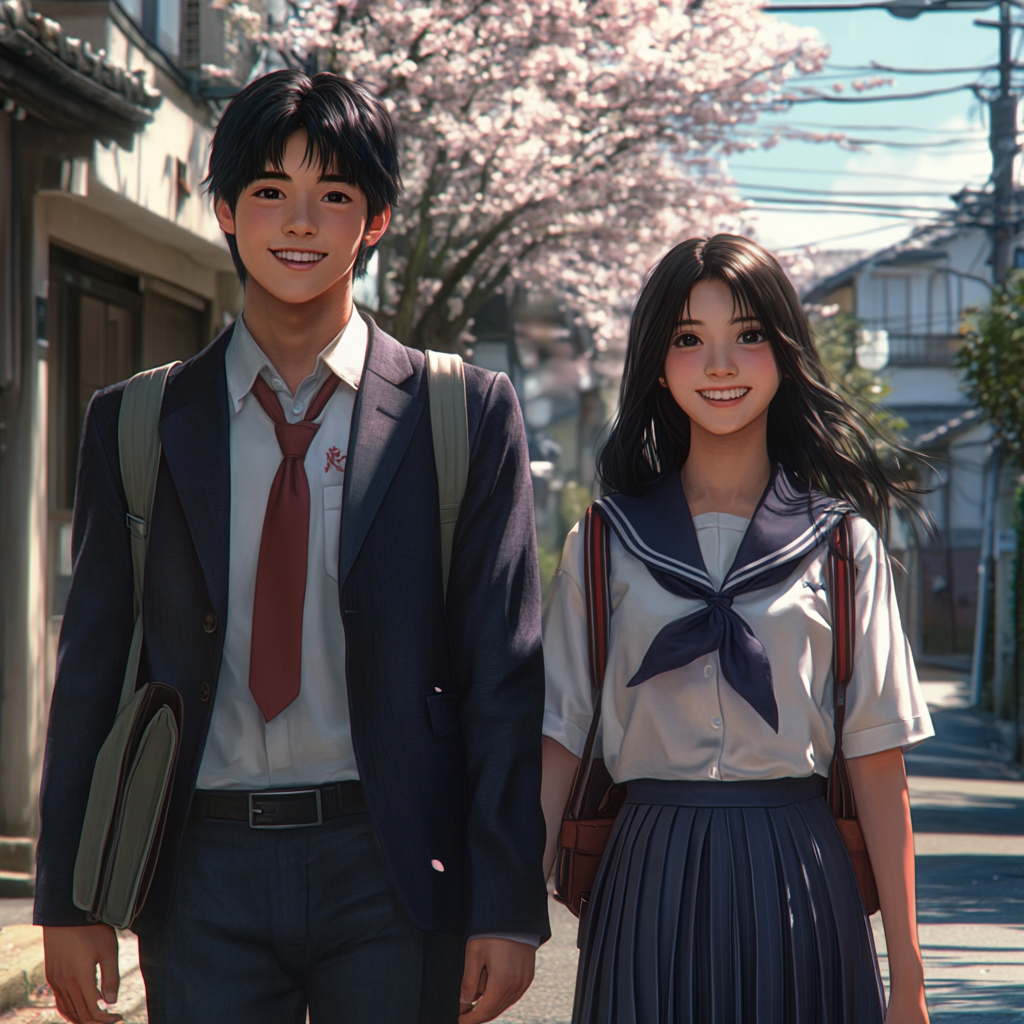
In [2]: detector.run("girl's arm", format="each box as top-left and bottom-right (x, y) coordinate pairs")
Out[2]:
(541, 737), (581, 880)
(847, 746), (929, 1024)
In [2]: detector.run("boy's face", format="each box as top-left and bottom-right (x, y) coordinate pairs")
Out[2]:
(215, 130), (389, 305)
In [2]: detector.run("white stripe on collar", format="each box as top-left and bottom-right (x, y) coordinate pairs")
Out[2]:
(724, 507), (846, 590)
(599, 496), (714, 589)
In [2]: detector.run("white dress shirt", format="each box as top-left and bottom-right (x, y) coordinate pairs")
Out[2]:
(543, 512), (934, 783)
(197, 313), (367, 790)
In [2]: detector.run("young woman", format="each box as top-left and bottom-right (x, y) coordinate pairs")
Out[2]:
(541, 235), (932, 1024)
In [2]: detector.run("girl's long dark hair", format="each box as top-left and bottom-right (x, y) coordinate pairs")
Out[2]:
(596, 234), (921, 534)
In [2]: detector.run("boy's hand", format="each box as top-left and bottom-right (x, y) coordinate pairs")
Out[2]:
(43, 924), (123, 1024)
(458, 937), (535, 1023)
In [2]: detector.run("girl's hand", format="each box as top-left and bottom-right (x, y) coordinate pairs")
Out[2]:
(885, 984), (929, 1024)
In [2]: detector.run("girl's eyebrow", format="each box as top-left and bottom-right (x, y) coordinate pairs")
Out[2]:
(674, 315), (761, 327)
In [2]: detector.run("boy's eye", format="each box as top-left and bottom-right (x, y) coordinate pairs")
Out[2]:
(323, 191), (351, 204)
(672, 333), (701, 348)
(739, 329), (767, 345)
(253, 187), (283, 200)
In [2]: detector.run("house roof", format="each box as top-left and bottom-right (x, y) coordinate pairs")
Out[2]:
(912, 407), (985, 450)
(0, 0), (161, 146)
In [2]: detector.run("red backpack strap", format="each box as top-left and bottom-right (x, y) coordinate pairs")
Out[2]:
(827, 513), (858, 820)
(584, 505), (612, 692)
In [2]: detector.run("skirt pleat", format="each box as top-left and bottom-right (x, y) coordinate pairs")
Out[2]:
(572, 777), (885, 1024)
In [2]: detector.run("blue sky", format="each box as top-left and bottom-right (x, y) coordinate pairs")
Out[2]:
(728, 7), (1007, 253)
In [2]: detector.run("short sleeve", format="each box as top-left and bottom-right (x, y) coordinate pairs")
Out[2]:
(542, 522), (595, 757)
(841, 516), (934, 758)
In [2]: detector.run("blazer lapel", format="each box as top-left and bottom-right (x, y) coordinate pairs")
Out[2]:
(158, 327), (232, 625)
(339, 320), (424, 587)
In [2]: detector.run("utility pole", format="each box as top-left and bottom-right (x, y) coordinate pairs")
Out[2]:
(764, 0), (1023, 282)
(976, 1), (1021, 283)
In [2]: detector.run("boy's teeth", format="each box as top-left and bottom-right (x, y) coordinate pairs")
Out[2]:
(275, 251), (325, 262)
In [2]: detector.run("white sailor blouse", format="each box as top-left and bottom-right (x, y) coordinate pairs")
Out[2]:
(542, 466), (934, 783)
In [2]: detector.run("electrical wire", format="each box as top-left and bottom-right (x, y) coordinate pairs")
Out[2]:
(773, 221), (927, 249)
(735, 182), (959, 196)
(789, 83), (978, 103)
(729, 164), (990, 185)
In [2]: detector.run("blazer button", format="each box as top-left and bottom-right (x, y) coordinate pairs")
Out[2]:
(203, 612), (218, 634)
(200, 682), (211, 702)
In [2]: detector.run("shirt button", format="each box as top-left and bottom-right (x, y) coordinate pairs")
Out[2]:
(200, 682), (211, 702)
(271, 378), (284, 390)
(202, 612), (218, 633)
(712, 716), (722, 728)
(704, 664), (714, 678)
(292, 401), (303, 415)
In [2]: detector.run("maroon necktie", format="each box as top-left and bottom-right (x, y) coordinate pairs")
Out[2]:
(248, 372), (340, 721)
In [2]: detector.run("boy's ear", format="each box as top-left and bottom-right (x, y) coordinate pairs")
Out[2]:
(215, 197), (237, 235)
(364, 205), (391, 247)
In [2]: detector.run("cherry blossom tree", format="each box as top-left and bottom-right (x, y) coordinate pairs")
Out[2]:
(216, 0), (829, 352)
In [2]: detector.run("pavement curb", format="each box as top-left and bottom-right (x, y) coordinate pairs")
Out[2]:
(0, 925), (46, 1012)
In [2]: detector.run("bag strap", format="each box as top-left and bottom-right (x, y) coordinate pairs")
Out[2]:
(425, 351), (469, 597)
(116, 362), (179, 716)
(566, 505), (612, 821)
(827, 513), (858, 821)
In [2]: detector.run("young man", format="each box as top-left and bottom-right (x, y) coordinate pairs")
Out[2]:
(36, 70), (549, 1024)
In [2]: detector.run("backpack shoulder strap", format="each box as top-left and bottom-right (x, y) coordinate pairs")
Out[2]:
(566, 504), (612, 820)
(827, 513), (858, 819)
(116, 361), (179, 713)
(425, 351), (469, 596)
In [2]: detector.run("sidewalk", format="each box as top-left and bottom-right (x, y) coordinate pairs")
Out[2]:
(1, 667), (1020, 1022)
(499, 667), (1024, 1024)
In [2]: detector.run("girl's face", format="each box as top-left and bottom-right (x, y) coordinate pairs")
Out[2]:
(662, 278), (781, 438)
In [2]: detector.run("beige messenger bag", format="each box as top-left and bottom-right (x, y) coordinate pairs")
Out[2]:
(72, 346), (468, 929)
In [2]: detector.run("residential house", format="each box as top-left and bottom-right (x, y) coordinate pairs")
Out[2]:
(0, 0), (240, 889)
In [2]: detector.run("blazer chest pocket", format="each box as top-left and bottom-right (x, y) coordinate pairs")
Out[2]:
(324, 486), (343, 581)
(427, 692), (460, 737)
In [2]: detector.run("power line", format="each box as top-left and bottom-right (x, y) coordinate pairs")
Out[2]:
(748, 204), (948, 219)
(772, 221), (923, 249)
(745, 194), (953, 211)
(789, 83), (979, 102)
(761, 120), (986, 133)
(735, 182), (959, 196)
(830, 61), (1000, 74)
(728, 163), (990, 184)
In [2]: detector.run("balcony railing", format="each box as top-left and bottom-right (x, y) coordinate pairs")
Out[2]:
(885, 334), (962, 368)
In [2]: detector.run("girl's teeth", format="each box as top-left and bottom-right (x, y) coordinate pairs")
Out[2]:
(702, 388), (748, 400)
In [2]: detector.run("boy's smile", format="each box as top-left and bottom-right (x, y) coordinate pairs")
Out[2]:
(215, 129), (389, 307)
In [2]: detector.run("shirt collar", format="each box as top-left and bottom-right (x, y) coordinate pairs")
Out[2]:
(225, 310), (369, 415)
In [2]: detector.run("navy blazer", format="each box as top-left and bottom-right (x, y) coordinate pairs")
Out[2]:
(35, 319), (551, 941)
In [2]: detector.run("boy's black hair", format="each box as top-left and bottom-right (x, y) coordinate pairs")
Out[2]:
(204, 70), (402, 284)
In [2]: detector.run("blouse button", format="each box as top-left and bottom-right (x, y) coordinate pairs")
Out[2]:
(200, 682), (211, 702)
(709, 765), (718, 778)
(712, 716), (722, 729)
(203, 612), (218, 633)
(704, 664), (715, 678)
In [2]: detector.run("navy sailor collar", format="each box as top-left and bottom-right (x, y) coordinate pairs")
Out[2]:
(596, 463), (848, 597)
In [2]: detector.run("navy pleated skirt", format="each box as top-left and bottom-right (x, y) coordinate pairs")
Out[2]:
(572, 776), (885, 1024)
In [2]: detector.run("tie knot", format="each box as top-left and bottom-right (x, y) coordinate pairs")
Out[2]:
(706, 592), (734, 610)
(275, 420), (319, 460)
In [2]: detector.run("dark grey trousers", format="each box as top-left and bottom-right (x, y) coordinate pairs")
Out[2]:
(138, 809), (463, 1024)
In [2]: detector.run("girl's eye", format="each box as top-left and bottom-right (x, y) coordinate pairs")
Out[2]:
(672, 333), (701, 348)
(323, 191), (351, 204)
(253, 187), (283, 200)
(739, 329), (767, 344)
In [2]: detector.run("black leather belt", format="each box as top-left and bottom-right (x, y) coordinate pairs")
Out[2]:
(190, 781), (366, 829)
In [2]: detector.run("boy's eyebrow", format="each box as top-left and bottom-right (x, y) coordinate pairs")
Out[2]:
(251, 171), (354, 184)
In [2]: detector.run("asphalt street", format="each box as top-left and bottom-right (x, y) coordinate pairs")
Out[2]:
(0, 670), (1019, 1023)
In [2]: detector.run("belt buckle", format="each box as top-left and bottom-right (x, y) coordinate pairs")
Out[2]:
(248, 788), (323, 829)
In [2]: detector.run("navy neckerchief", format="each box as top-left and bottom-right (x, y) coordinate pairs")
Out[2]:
(595, 465), (848, 732)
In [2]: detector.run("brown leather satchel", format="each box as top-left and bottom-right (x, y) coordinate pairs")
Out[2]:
(827, 514), (880, 915)
(553, 506), (624, 918)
